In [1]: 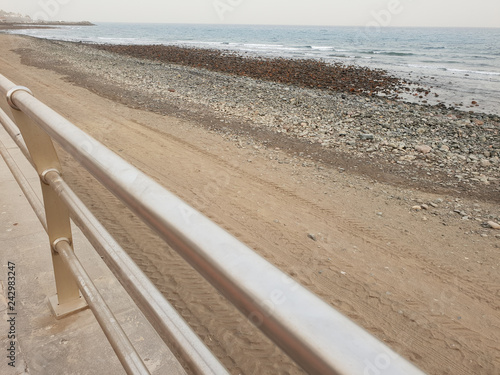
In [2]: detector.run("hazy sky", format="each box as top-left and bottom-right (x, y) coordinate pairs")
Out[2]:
(1, 0), (499, 28)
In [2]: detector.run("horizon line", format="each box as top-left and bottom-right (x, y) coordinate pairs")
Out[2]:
(82, 21), (500, 29)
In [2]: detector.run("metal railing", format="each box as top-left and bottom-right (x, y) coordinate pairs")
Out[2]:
(0, 73), (425, 375)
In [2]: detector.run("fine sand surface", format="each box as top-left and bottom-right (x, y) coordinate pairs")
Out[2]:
(1, 35), (499, 374)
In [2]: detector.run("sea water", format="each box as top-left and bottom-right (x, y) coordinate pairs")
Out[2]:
(6, 23), (500, 115)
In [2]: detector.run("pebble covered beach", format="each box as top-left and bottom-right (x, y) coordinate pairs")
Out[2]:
(14, 36), (500, 202)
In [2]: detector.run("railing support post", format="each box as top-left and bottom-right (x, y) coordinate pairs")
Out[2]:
(6, 86), (87, 319)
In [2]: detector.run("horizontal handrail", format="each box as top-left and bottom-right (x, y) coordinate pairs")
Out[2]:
(0, 73), (425, 375)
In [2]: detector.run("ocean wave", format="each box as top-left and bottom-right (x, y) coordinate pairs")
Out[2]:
(97, 37), (138, 41)
(310, 46), (334, 51)
(328, 53), (360, 59)
(445, 68), (500, 76)
(276, 47), (303, 51)
(406, 64), (500, 76)
(407, 64), (442, 70)
(243, 43), (285, 48)
(469, 55), (494, 60)
(367, 51), (415, 56)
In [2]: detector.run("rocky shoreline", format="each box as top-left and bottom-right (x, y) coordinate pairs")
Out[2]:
(13, 36), (500, 202)
(92, 44), (413, 97)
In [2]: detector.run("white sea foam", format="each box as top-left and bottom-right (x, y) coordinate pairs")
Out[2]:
(311, 46), (334, 51)
(445, 68), (500, 76)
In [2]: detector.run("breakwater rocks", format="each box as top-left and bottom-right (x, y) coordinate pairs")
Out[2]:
(92, 44), (410, 97)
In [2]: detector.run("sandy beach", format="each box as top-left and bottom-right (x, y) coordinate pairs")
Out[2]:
(1, 34), (499, 374)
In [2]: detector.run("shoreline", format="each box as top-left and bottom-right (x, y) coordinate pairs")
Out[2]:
(4, 23), (499, 117)
(5, 30), (499, 116)
(90, 42), (491, 115)
(7, 35), (500, 202)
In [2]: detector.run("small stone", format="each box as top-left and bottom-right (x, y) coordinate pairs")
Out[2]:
(412, 205), (422, 211)
(307, 233), (317, 241)
(421, 204), (429, 210)
(415, 145), (432, 154)
(359, 134), (374, 140)
(168, 88), (176, 92)
(429, 202), (438, 208)
(480, 159), (491, 167)
(487, 221), (500, 230)
(399, 155), (416, 161)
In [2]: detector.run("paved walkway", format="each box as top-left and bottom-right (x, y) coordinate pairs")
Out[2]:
(0, 124), (186, 374)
